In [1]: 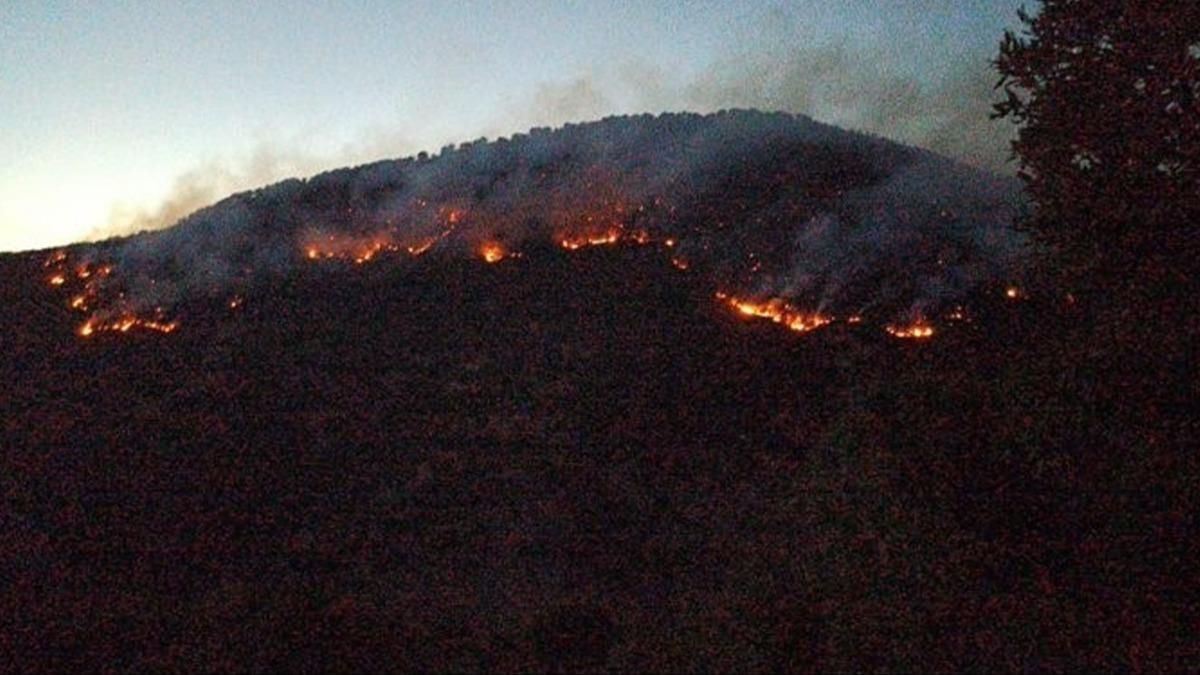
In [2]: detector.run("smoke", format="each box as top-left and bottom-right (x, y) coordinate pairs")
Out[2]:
(90, 131), (417, 242)
(74, 110), (1022, 332)
(94, 146), (319, 241)
(96, 32), (1015, 247)
(779, 159), (1025, 319)
(684, 44), (1015, 174)
(523, 76), (616, 128)
(499, 45), (1016, 175)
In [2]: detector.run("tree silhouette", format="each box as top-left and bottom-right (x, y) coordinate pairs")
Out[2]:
(994, 1), (1200, 305)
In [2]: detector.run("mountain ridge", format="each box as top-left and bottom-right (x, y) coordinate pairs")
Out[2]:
(14, 109), (1027, 344)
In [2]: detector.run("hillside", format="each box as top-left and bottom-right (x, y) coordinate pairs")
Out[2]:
(47, 110), (1024, 341)
(3, 112), (1195, 672)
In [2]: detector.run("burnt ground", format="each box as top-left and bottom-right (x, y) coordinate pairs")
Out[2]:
(2, 242), (1197, 672)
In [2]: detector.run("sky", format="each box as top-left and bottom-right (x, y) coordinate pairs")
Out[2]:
(0, 0), (1025, 252)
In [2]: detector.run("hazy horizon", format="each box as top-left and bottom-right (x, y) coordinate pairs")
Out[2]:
(1, 0), (1023, 253)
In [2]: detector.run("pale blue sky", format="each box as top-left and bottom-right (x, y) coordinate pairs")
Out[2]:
(0, 0), (1023, 251)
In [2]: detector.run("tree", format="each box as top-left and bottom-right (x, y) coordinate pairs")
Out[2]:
(993, 1), (1200, 303)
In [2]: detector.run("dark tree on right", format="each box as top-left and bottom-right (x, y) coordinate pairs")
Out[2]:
(993, 1), (1199, 312)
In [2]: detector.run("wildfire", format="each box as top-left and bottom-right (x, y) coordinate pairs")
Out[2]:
(559, 228), (623, 250)
(406, 238), (437, 256)
(885, 322), (935, 340)
(302, 217), (459, 264)
(303, 235), (407, 264)
(43, 250), (182, 340)
(43, 197), (964, 346)
(717, 293), (832, 334)
(480, 242), (507, 263)
(78, 316), (179, 338)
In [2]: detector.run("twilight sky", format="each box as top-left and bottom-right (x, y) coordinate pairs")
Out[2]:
(0, 0), (1024, 252)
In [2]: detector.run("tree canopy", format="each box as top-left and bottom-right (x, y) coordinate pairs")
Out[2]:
(994, 1), (1200, 299)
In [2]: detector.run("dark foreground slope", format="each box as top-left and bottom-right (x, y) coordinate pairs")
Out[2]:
(3, 235), (1197, 672)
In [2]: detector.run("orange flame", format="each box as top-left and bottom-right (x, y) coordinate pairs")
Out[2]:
(719, 293), (831, 334)
(885, 322), (935, 340)
(78, 316), (179, 338)
(559, 228), (623, 250)
(480, 242), (507, 263)
(407, 238), (436, 256)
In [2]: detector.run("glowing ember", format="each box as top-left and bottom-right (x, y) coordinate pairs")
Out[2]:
(77, 317), (179, 338)
(407, 238), (436, 256)
(301, 223), (457, 264)
(480, 242), (507, 263)
(48, 274), (66, 286)
(847, 315), (863, 324)
(228, 297), (243, 310)
(671, 257), (689, 271)
(1005, 286), (1022, 299)
(719, 293), (832, 334)
(559, 228), (623, 250)
(886, 323), (935, 340)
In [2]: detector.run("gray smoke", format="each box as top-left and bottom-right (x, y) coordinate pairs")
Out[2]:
(90, 133), (417, 242)
(96, 30), (1016, 248)
(78, 111), (1023, 327)
(506, 46), (1015, 175)
(685, 46), (1015, 174)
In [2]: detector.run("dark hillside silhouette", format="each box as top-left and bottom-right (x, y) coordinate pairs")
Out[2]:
(2, 94), (1197, 670)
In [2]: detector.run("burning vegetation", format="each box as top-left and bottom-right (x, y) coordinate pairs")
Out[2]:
(39, 112), (1024, 344)
(42, 207), (1007, 343)
(42, 250), (177, 338)
(479, 241), (508, 263)
(884, 322), (936, 340)
(78, 316), (179, 338)
(715, 292), (832, 334)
